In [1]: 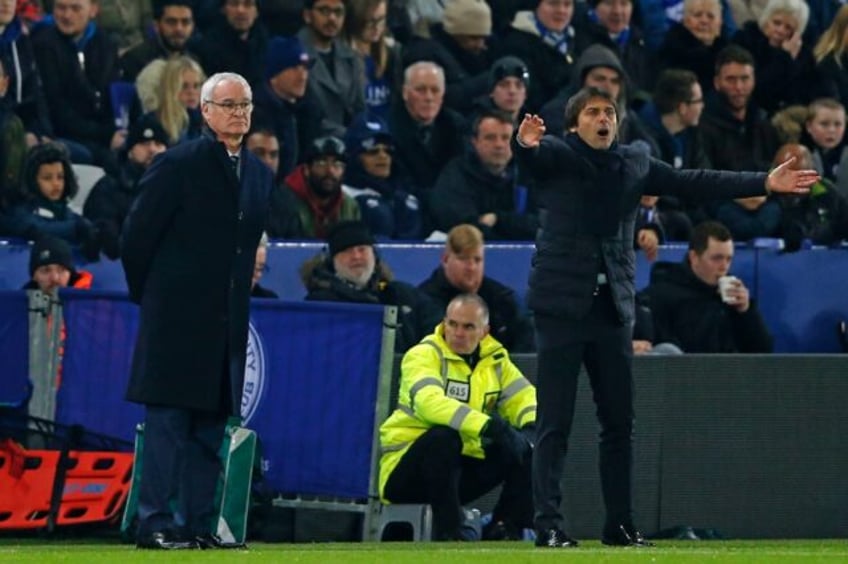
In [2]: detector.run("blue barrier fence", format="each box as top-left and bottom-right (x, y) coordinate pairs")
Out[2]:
(0, 291), (30, 408)
(44, 291), (389, 498)
(1, 241), (846, 352)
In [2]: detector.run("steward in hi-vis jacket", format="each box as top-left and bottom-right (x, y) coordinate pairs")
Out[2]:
(379, 294), (536, 541)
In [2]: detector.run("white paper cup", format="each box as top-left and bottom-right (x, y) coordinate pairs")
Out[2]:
(718, 275), (739, 304)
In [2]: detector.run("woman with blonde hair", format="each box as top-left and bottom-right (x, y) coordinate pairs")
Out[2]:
(814, 4), (848, 112)
(152, 56), (205, 145)
(343, 0), (403, 118)
(731, 0), (830, 113)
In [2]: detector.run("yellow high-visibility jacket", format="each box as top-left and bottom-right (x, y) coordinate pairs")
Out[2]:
(378, 323), (536, 500)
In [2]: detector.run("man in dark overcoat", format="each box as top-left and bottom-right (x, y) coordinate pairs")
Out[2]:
(121, 71), (273, 550)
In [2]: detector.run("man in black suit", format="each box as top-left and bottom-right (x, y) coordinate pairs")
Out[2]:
(515, 87), (818, 549)
(121, 72), (273, 550)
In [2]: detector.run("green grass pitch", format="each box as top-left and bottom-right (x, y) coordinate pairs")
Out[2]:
(1, 539), (847, 563)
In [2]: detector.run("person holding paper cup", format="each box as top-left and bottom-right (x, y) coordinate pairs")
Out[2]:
(646, 220), (773, 354)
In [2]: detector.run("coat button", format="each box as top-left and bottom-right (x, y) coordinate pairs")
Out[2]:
(238, 212), (244, 221)
(236, 247), (242, 255)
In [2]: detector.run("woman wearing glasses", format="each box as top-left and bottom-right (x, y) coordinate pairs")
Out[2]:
(343, 0), (403, 119)
(342, 112), (422, 238)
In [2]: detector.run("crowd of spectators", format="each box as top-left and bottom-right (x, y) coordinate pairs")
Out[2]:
(1, 0), (847, 351)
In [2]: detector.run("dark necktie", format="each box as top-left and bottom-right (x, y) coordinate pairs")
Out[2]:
(230, 154), (240, 180)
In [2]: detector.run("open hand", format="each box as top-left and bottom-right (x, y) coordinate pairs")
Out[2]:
(766, 156), (819, 194)
(517, 114), (546, 147)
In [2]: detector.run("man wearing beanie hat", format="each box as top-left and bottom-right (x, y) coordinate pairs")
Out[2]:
(472, 56), (530, 122)
(300, 220), (441, 352)
(253, 35), (324, 178)
(341, 112), (423, 239)
(403, 0), (494, 113)
(23, 236), (92, 294)
(84, 115), (169, 259)
(539, 44), (659, 156)
(297, 0), (365, 134)
(283, 135), (361, 238)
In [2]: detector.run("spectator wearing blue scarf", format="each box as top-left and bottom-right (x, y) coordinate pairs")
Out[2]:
(495, 0), (583, 113)
(575, 0), (658, 105)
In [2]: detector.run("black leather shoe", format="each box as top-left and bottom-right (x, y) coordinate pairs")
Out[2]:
(136, 531), (199, 550)
(195, 533), (247, 549)
(601, 523), (654, 547)
(534, 527), (579, 547)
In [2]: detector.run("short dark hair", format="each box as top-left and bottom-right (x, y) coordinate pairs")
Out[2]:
(153, 0), (193, 20)
(653, 69), (698, 115)
(714, 44), (755, 76)
(471, 109), (514, 137)
(564, 87), (618, 130)
(689, 220), (733, 255)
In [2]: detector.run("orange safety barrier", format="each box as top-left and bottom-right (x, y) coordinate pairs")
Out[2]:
(56, 451), (134, 526)
(0, 441), (133, 530)
(0, 445), (61, 529)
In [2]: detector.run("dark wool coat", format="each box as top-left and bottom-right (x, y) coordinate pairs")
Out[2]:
(121, 134), (273, 414)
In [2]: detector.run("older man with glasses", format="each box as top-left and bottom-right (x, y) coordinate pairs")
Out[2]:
(121, 72), (273, 550)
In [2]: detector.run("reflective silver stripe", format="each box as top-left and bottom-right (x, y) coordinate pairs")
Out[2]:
(398, 404), (416, 418)
(409, 377), (444, 409)
(495, 362), (503, 386)
(421, 340), (448, 380)
(516, 405), (536, 427)
(449, 404), (473, 429)
(381, 441), (411, 454)
(500, 378), (531, 402)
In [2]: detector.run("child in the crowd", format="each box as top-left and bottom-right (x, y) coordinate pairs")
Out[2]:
(0, 143), (100, 259)
(802, 98), (848, 200)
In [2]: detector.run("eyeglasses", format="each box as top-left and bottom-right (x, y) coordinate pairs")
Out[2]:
(254, 263), (269, 275)
(311, 158), (346, 171)
(363, 144), (393, 156)
(313, 5), (345, 17)
(206, 100), (253, 114)
(685, 98), (704, 105)
(364, 15), (386, 28)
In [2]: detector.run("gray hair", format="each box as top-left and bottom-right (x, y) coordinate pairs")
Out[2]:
(200, 72), (252, 105)
(258, 231), (269, 249)
(758, 0), (809, 34)
(403, 61), (445, 89)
